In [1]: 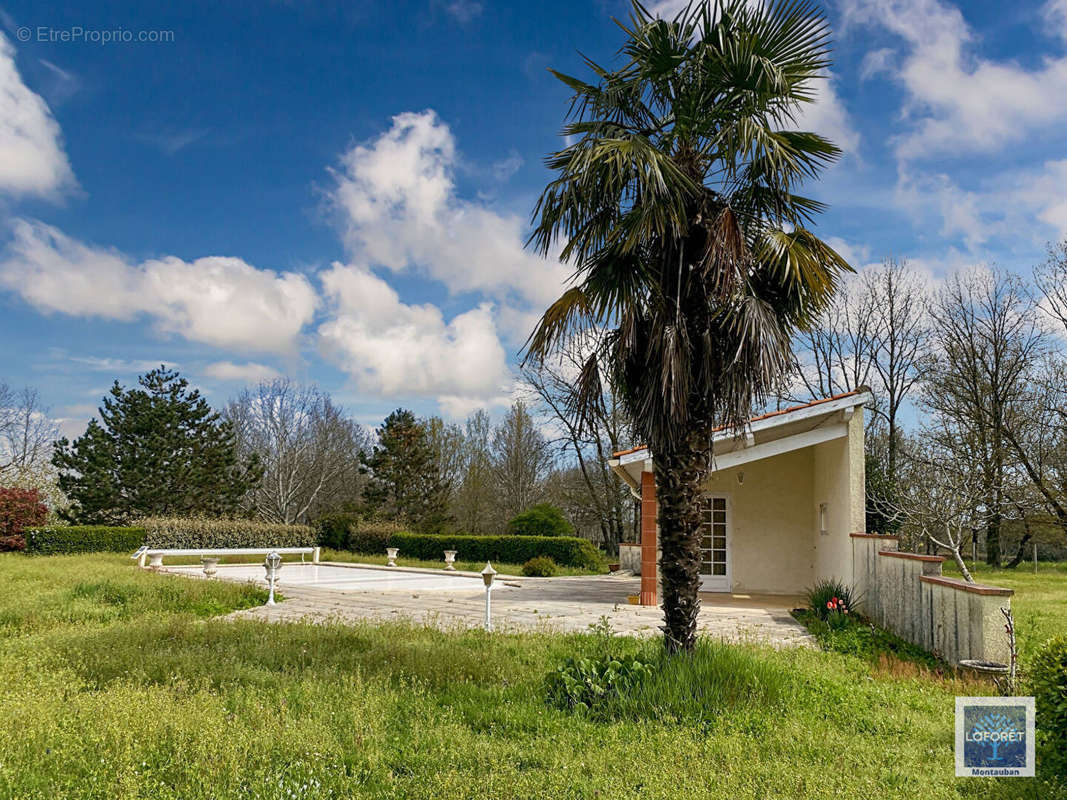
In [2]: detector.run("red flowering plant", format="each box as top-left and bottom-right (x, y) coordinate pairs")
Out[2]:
(807, 579), (856, 629)
(0, 487), (48, 552)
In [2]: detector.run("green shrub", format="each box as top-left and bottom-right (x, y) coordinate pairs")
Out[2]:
(316, 512), (359, 550)
(383, 532), (602, 570)
(807, 578), (856, 628)
(1031, 636), (1067, 778)
(506, 503), (574, 537)
(25, 526), (146, 555)
(347, 520), (404, 554)
(546, 653), (654, 711)
(522, 555), (559, 577)
(141, 517), (314, 549)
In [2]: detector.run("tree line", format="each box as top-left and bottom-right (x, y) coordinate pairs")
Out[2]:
(789, 244), (1067, 567)
(0, 366), (633, 551)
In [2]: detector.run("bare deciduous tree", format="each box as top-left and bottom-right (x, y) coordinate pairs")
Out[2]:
(790, 273), (879, 402)
(866, 259), (931, 477)
(0, 381), (62, 507)
(0, 383), (58, 481)
(873, 439), (994, 582)
(523, 335), (635, 554)
(226, 379), (367, 524)
(491, 400), (552, 522)
(923, 268), (1044, 565)
(452, 410), (495, 534)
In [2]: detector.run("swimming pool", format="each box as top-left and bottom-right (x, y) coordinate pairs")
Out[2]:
(167, 562), (488, 592)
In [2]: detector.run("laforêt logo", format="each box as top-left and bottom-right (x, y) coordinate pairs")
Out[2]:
(955, 697), (1035, 777)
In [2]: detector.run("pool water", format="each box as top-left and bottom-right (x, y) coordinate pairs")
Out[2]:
(167, 563), (487, 592)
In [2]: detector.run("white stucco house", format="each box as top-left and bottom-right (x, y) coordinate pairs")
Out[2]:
(608, 388), (1016, 667)
(608, 389), (871, 604)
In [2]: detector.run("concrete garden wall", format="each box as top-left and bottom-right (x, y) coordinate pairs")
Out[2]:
(850, 534), (1013, 665)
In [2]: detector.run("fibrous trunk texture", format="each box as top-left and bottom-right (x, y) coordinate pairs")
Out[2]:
(654, 441), (709, 654)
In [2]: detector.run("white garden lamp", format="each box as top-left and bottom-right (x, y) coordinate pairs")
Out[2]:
(263, 551), (282, 606)
(481, 562), (497, 632)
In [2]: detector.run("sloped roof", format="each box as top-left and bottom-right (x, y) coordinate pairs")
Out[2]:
(610, 388), (869, 459)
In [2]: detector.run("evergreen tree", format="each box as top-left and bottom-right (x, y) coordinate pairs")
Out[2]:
(361, 409), (449, 531)
(53, 367), (262, 524)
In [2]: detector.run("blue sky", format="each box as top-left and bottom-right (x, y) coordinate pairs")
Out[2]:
(1, 0), (1066, 437)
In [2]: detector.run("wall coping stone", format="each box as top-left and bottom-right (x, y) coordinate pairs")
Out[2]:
(850, 532), (899, 540)
(919, 575), (1014, 596)
(878, 550), (944, 563)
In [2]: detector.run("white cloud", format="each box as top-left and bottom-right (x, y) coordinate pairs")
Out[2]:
(0, 219), (318, 353)
(491, 150), (523, 181)
(317, 261), (513, 407)
(824, 236), (874, 271)
(67, 355), (178, 373)
(443, 0), (482, 23)
(841, 0), (1067, 160)
(860, 47), (897, 80)
(793, 71), (860, 155)
(330, 110), (570, 315)
(203, 361), (283, 383)
(0, 33), (75, 197)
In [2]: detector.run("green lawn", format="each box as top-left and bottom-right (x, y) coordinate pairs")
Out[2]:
(0, 552), (1064, 799)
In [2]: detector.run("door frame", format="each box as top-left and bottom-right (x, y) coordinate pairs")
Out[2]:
(699, 492), (733, 592)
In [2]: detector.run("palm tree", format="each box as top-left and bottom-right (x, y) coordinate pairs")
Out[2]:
(524, 0), (851, 652)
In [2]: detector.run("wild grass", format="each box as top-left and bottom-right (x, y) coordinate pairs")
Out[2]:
(0, 552), (265, 637)
(0, 552), (1064, 799)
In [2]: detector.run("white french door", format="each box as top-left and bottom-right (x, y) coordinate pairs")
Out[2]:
(698, 495), (731, 592)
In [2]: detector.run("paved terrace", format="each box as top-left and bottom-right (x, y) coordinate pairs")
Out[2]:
(214, 564), (814, 647)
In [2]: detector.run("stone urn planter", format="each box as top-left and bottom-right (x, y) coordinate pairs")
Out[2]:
(443, 550), (458, 570)
(200, 556), (220, 578)
(386, 547), (399, 567)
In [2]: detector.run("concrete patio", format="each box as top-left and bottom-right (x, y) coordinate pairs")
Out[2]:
(220, 564), (814, 647)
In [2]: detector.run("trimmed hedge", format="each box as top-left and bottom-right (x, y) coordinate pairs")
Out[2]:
(1031, 636), (1067, 778)
(347, 520), (404, 555)
(142, 517), (314, 549)
(506, 504), (573, 537)
(384, 532), (603, 570)
(316, 512), (359, 550)
(26, 526), (146, 555)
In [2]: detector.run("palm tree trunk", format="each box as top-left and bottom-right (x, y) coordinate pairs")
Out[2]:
(654, 445), (707, 654)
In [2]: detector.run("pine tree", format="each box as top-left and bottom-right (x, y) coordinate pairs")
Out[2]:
(53, 367), (262, 524)
(361, 409), (450, 532)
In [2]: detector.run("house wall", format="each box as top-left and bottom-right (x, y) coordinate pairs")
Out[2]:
(811, 408), (865, 586)
(701, 447), (815, 594)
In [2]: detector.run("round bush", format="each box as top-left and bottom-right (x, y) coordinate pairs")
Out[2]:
(522, 555), (558, 577)
(316, 512), (359, 550)
(1030, 636), (1067, 779)
(506, 504), (574, 537)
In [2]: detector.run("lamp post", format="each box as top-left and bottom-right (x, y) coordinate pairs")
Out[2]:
(263, 551), (282, 606)
(481, 562), (497, 632)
